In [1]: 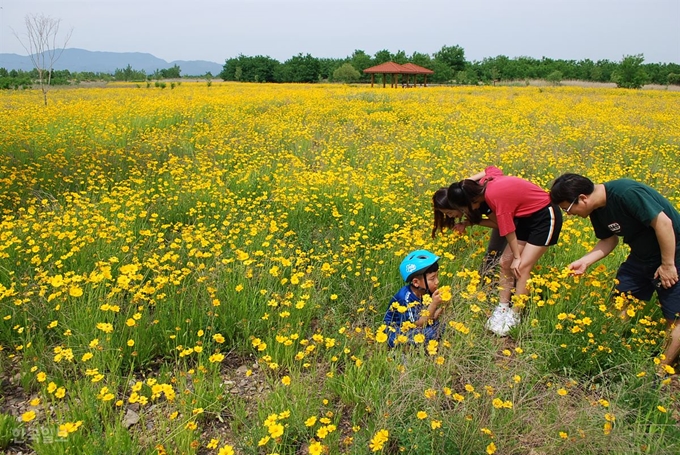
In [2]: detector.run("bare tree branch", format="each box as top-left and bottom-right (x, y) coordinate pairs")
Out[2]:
(12, 13), (73, 106)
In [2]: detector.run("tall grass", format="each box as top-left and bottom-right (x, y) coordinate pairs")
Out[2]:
(1, 83), (679, 454)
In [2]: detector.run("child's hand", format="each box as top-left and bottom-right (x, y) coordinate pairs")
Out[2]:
(431, 289), (443, 306)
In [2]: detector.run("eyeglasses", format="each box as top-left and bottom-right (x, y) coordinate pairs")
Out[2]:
(563, 197), (579, 214)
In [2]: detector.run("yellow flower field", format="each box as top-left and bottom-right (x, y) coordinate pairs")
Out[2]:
(1, 82), (679, 454)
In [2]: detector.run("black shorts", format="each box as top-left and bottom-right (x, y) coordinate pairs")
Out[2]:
(616, 256), (680, 321)
(514, 203), (562, 247)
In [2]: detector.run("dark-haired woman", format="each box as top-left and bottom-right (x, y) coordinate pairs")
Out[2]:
(431, 187), (506, 277)
(447, 166), (562, 336)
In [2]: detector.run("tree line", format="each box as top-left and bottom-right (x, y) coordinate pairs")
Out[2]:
(0, 64), (187, 90)
(2, 45), (680, 91)
(219, 46), (680, 89)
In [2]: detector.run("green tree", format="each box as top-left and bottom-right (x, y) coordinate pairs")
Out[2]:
(220, 55), (280, 82)
(160, 64), (181, 79)
(434, 45), (466, 73)
(373, 49), (392, 65)
(283, 53), (320, 83)
(611, 54), (648, 89)
(546, 70), (563, 86)
(410, 51), (432, 68)
(392, 50), (408, 64)
(332, 63), (361, 83)
(350, 50), (373, 82)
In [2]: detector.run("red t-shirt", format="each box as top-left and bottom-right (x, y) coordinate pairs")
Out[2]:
(482, 166), (551, 237)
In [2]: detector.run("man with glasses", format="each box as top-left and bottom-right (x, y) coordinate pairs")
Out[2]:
(550, 173), (680, 372)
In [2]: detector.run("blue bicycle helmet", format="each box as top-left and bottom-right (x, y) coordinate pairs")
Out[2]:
(399, 249), (440, 282)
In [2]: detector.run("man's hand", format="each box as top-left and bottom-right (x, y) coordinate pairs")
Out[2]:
(568, 259), (589, 275)
(655, 263), (679, 289)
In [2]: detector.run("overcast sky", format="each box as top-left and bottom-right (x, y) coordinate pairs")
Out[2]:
(1, 0), (678, 64)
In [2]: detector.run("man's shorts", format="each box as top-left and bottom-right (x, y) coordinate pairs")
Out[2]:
(616, 255), (680, 320)
(515, 203), (562, 247)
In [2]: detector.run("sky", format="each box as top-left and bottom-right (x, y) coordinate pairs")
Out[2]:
(1, 0), (678, 64)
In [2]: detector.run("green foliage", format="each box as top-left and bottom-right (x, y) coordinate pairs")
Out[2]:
(0, 412), (20, 450)
(332, 63), (361, 83)
(434, 44), (466, 73)
(349, 50), (373, 82)
(373, 49), (393, 65)
(611, 54), (648, 89)
(113, 64), (147, 82)
(158, 64), (181, 79)
(220, 54), (280, 82)
(282, 53), (321, 83)
(667, 73), (680, 85)
(546, 70), (563, 85)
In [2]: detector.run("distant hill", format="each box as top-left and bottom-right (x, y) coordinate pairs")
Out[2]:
(0, 48), (224, 76)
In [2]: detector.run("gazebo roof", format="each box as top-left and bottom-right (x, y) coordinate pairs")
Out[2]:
(400, 63), (434, 75)
(363, 62), (410, 74)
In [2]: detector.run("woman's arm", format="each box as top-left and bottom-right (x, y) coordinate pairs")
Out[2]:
(467, 170), (487, 182)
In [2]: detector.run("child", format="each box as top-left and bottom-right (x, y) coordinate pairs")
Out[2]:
(447, 166), (562, 336)
(383, 249), (444, 348)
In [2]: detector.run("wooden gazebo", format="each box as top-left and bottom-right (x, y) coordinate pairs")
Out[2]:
(400, 63), (434, 87)
(363, 61), (434, 88)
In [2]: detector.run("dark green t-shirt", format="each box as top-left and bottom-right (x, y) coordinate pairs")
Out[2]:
(590, 179), (680, 263)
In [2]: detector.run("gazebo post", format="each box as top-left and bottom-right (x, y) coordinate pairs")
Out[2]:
(382, 73), (386, 88)
(371, 74), (374, 87)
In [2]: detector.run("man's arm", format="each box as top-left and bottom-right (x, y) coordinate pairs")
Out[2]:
(650, 212), (679, 288)
(569, 236), (619, 275)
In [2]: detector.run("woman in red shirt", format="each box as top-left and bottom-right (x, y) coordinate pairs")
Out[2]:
(447, 166), (562, 336)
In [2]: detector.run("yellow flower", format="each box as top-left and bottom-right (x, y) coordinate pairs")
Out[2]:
(68, 286), (83, 297)
(657, 405), (667, 413)
(268, 423), (284, 438)
(185, 421), (198, 430)
(430, 419), (442, 430)
(413, 333), (425, 344)
(281, 376), (291, 386)
(416, 411), (427, 419)
(21, 411), (36, 422)
(375, 331), (388, 343)
(369, 429), (389, 452)
(557, 388), (568, 396)
(217, 445), (235, 455)
(308, 441), (324, 455)
(209, 353), (225, 363)
(438, 285), (452, 302)
(486, 442), (497, 454)
(305, 416), (317, 427)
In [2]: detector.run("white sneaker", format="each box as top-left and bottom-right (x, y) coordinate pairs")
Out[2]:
(485, 304), (510, 336)
(485, 305), (519, 336)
